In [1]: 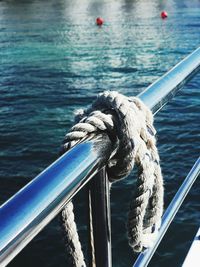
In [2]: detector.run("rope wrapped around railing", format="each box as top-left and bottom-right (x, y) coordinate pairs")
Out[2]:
(60, 91), (164, 266)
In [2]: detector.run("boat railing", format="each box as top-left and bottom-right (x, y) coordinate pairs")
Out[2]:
(0, 47), (200, 267)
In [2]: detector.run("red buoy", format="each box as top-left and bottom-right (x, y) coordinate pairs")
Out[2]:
(96, 17), (104, 26)
(161, 11), (168, 19)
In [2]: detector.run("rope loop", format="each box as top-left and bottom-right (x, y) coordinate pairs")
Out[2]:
(60, 91), (164, 265)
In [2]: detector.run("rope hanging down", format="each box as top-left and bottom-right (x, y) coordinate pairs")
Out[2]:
(60, 91), (164, 266)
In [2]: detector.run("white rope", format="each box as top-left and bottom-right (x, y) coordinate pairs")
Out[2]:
(61, 202), (86, 267)
(60, 91), (164, 265)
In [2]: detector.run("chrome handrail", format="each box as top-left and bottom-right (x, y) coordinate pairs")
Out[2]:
(138, 47), (200, 114)
(0, 47), (200, 267)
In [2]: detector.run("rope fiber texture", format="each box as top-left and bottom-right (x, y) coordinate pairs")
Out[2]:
(60, 91), (164, 266)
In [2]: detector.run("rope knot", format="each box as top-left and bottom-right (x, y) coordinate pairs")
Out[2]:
(61, 91), (164, 265)
(63, 91), (159, 183)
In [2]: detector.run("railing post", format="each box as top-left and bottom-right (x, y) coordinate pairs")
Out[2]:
(88, 168), (112, 267)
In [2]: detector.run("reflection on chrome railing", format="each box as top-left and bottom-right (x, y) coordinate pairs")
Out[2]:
(0, 47), (200, 267)
(138, 47), (200, 114)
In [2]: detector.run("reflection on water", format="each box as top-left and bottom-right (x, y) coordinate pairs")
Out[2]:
(0, 0), (200, 267)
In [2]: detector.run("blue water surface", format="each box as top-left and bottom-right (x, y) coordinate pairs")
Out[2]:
(0, 0), (200, 266)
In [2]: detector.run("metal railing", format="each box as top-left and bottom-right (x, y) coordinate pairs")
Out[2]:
(134, 157), (200, 267)
(0, 47), (200, 267)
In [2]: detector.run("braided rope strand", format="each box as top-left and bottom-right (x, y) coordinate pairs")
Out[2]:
(61, 202), (86, 267)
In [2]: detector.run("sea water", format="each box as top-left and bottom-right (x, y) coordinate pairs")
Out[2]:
(0, 0), (200, 266)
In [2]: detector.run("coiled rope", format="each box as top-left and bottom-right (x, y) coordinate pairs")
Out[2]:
(60, 91), (164, 266)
